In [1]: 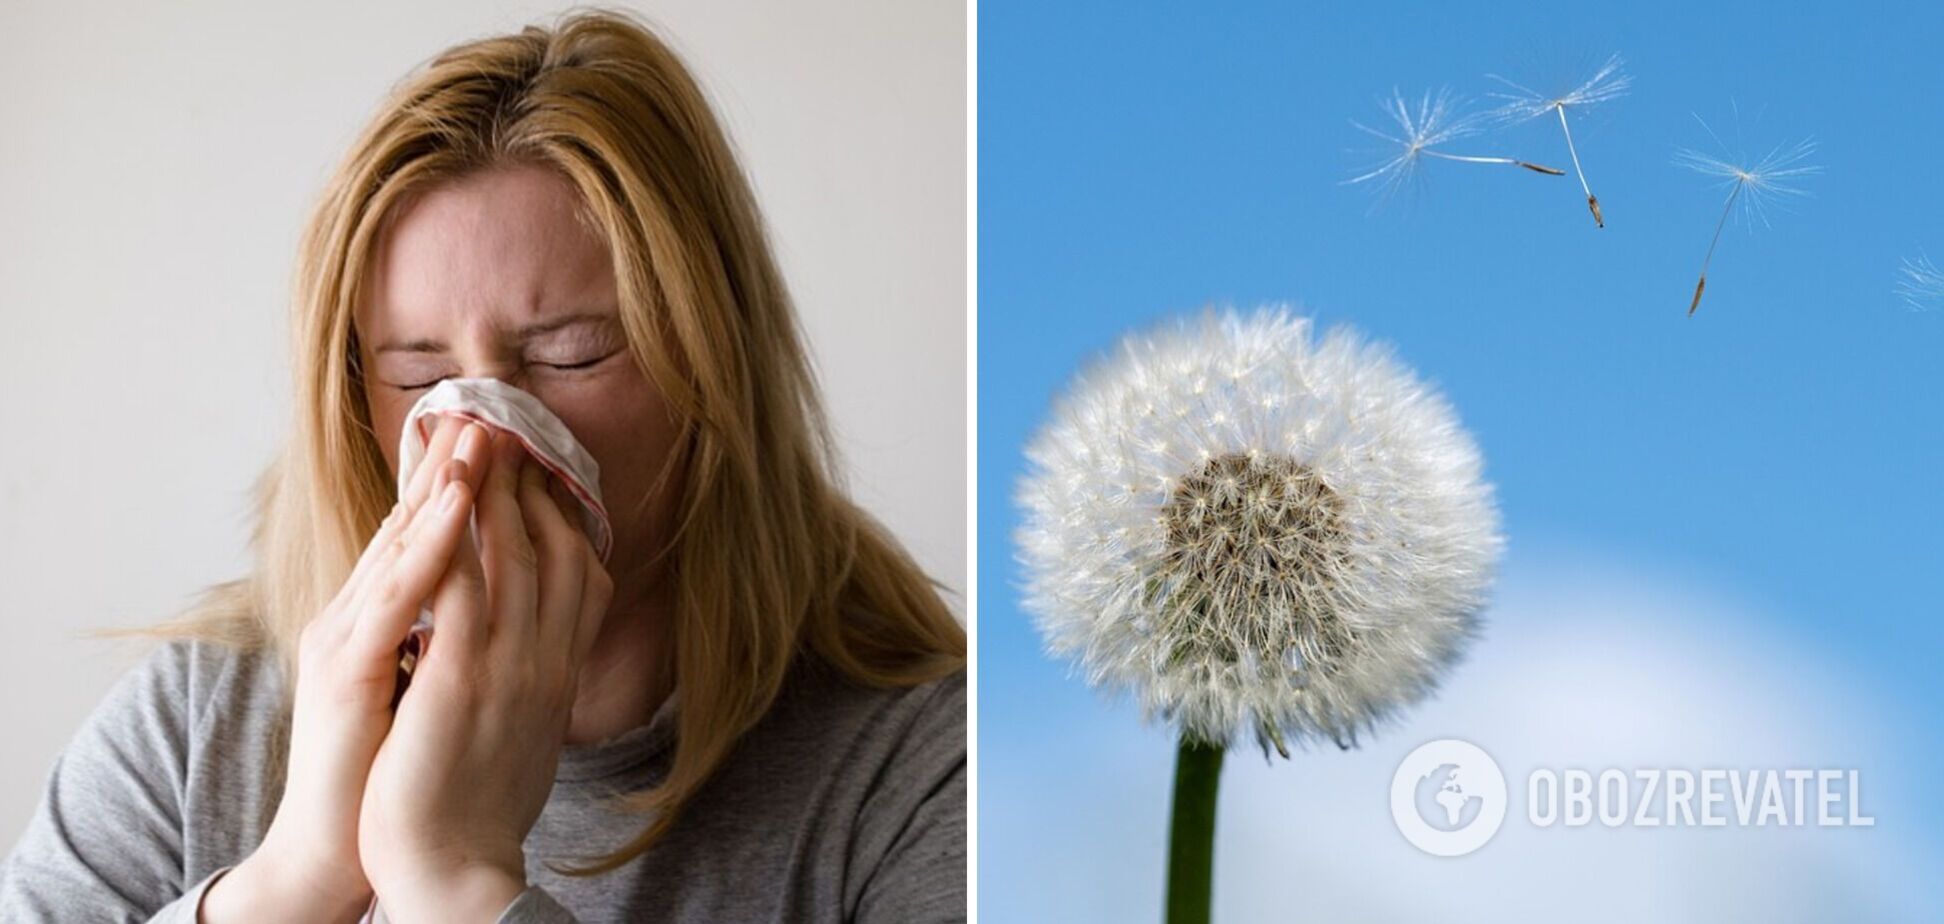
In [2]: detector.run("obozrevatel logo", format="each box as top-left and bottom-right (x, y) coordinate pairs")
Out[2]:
(1390, 738), (1508, 856)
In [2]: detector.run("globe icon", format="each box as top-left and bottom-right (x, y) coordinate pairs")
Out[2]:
(1413, 762), (1484, 832)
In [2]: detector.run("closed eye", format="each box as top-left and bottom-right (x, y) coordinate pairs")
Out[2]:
(542, 355), (608, 371)
(391, 350), (619, 391)
(535, 350), (621, 373)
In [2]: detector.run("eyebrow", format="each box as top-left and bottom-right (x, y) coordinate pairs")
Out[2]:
(373, 311), (615, 354)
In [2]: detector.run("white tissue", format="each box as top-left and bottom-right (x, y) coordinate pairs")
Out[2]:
(394, 377), (612, 636)
(397, 377), (611, 557)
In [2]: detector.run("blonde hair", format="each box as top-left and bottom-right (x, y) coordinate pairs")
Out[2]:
(98, 6), (964, 876)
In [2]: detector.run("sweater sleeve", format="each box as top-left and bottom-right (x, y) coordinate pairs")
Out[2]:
(0, 639), (222, 923)
(850, 670), (968, 924)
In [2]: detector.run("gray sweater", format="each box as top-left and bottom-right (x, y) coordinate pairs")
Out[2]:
(0, 636), (965, 923)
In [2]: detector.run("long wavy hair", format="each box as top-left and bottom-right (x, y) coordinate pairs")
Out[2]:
(98, 6), (964, 876)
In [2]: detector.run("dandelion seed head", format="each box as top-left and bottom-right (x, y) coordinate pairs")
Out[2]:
(1014, 307), (1504, 750)
(1674, 134), (1820, 228)
(1896, 254), (1944, 311)
(1487, 53), (1631, 122)
(1345, 87), (1486, 200)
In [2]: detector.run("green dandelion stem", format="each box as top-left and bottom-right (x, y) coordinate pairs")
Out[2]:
(1165, 735), (1225, 924)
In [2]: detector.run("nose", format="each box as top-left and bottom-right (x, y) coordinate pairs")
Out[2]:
(438, 334), (538, 394)
(488, 369), (533, 393)
(449, 363), (533, 394)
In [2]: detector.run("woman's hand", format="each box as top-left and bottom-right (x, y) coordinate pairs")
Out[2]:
(356, 430), (614, 920)
(202, 415), (491, 923)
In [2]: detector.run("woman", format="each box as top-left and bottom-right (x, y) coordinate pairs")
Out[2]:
(0, 9), (966, 923)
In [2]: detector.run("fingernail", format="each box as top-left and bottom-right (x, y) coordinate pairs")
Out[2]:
(455, 423), (483, 460)
(440, 479), (465, 512)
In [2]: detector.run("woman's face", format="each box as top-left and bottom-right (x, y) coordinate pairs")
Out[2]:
(355, 163), (683, 597)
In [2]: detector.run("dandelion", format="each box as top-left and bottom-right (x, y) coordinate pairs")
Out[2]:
(1015, 307), (1503, 924)
(1488, 54), (1630, 227)
(1346, 87), (1564, 204)
(1675, 116), (1819, 316)
(1895, 253), (1944, 311)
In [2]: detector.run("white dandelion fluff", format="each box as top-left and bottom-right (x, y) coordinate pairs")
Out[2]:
(1895, 253), (1943, 312)
(1015, 307), (1503, 756)
(1488, 54), (1630, 227)
(1674, 116), (1820, 316)
(1346, 87), (1564, 205)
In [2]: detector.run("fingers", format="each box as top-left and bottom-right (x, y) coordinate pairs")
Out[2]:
(401, 415), (465, 510)
(473, 431), (540, 647)
(347, 467), (477, 658)
(368, 429), (611, 704)
(405, 416), (493, 510)
(517, 457), (590, 672)
(545, 475), (580, 529)
(346, 495), (414, 591)
(446, 421), (494, 494)
(350, 419), (490, 591)
(422, 493), (490, 668)
(531, 465), (611, 671)
(343, 454), (458, 607)
(569, 542), (613, 675)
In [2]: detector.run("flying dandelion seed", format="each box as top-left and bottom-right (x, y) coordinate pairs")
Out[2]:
(1488, 54), (1630, 227)
(1346, 87), (1564, 204)
(1895, 253), (1944, 311)
(1016, 307), (1503, 924)
(1675, 115), (1820, 316)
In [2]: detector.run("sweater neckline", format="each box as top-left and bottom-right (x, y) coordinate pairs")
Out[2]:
(553, 692), (679, 784)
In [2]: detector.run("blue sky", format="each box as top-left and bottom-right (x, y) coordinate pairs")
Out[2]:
(977, 1), (1942, 919)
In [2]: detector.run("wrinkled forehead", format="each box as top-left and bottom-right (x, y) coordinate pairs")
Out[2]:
(356, 164), (617, 341)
